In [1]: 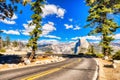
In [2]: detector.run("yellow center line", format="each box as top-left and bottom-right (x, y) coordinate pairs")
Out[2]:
(21, 68), (61, 80)
(21, 59), (81, 80)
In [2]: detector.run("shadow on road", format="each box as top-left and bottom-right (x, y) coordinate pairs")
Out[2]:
(0, 53), (95, 64)
(0, 55), (22, 64)
(47, 53), (95, 58)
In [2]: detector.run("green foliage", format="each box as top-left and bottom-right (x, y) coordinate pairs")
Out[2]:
(5, 36), (10, 47)
(27, 0), (45, 60)
(96, 53), (104, 58)
(112, 50), (120, 60)
(0, 0), (45, 60)
(85, 0), (120, 56)
(12, 41), (18, 47)
(0, 0), (31, 20)
(0, 48), (6, 53)
(27, 0), (44, 49)
(45, 51), (53, 54)
(87, 45), (95, 54)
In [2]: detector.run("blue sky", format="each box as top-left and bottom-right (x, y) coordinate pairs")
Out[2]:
(0, 0), (120, 44)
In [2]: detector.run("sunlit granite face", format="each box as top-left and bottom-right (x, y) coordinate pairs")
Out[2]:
(74, 38), (90, 54)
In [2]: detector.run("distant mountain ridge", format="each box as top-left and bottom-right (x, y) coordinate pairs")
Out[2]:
(37, 40), (120, 54)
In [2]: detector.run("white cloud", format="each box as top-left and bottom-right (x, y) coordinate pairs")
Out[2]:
(91, 41), (100, 43)
(83, 36), (101, 40)
(22, 21), (56, 36)
(0, 19), (16, 24)
(71, 37), (80, 40)
(64, 24), (73, 29)
(11, 14), (18, 20)
(3, 30), (20, 35)
(43, 35), (61, 40)
(42, 22), (56, 36)
(22, 30), (30, 35)
(38, 39), (59, 45)
(69, 18), (73, 22)
(22, 20), (35, 35)
(20, 40), (28, 44)
(57, 8), (65, 18)
(0, 14), (17, 24)
(71, 36), (101, 40)
(73, 26), (81, 30)
(114, 33), (120, 39)
(42, 4), (65, 19)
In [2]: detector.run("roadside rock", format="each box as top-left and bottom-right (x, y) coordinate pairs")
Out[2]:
(24, 58), (31, 65)
(113, 60), (120, 64)
(0, 55), (66, 71)
(35, 56), (65, 65)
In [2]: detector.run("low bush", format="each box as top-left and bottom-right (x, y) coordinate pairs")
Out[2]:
(96, 53), (104, 58)
(0, 48), (6, 53)
(45, 51), (53, 54)
(112, 50), (120, 60)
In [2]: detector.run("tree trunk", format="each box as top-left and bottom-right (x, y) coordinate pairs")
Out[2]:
(29, 49), (35, 61)
(103, 48), (109, 60)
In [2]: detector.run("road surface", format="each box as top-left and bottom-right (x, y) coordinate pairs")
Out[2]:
(0, 57), (97, 80)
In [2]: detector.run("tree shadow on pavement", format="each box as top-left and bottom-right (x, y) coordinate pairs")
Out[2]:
(60, 53), (95, 58)
(0, 55), (22, 64)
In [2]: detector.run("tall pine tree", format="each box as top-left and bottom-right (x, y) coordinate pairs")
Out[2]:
(86, 0), (119, 58)
(0, 0), (45, 60)
(27, 0), (44, 60)
(6, 36), (10, 47)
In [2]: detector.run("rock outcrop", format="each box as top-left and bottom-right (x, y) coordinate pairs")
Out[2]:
(74, 38), (90, 54)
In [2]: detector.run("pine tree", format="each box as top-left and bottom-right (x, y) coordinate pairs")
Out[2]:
(0, 0), (29, 19)
(12, 41), (18, 47)
(0, 0), (45, 60)
(85, 0), (120, 57)
(27, 0), (44, 61)
(5, 36), (10, 47)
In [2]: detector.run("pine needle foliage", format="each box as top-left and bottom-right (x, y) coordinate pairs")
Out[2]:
(27, 0), (44, 60)
(85, 0), (120, 56)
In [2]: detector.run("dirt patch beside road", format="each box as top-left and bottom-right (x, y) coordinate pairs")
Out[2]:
(97, 58), (120, 80)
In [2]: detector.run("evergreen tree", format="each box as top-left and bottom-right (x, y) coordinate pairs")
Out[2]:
(0, 0), (45, 60)
(85, 0), (119, 57)
(0, 30), (3, 49)
(12, 41), (18, 47)
(27, 0), (44, 60)
(0, 0), (29, 19)
(5, 36), (10, 47)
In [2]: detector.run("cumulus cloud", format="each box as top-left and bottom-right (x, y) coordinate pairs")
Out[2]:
(3, 30), (20, 35)
(22, 21), (56, 36)
(42, 4), (65, 19)
(83, 36), (101, 40)
(22, 20), (35, 35)
(0, 14), (17, 24)
(71, 37), (80, 40)
(38, 39), (59, 45)
(64, 24), (81, 30)
(64, 24), (73, 29)
(114, 33), (120, 39)
(0, 19), (15, 24)
(71, 36), (101, 40)
(20, 40), (29, 44)
(73, 26), (81, 30)
(42, 22), (56, 36)
(43, 35), (61, 40)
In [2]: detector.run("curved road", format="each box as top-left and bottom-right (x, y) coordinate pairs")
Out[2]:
(0, 57), (97, 80)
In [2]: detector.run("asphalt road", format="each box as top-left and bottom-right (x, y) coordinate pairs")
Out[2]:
(0, 57), (97, 80)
